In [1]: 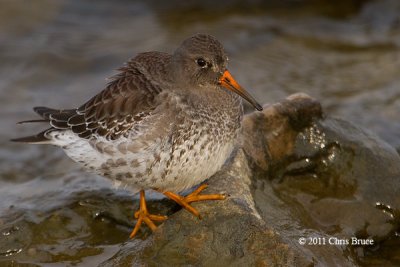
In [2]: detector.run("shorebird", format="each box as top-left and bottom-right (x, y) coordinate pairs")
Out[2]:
(12, 34), (262, 238)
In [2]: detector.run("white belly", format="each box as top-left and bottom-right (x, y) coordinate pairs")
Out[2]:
(49, 129), (237, 193)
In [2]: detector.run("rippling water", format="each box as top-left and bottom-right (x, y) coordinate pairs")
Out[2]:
(1, 0), (399, 265)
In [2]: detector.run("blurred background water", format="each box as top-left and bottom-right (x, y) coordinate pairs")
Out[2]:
(0, 0), (399, 265)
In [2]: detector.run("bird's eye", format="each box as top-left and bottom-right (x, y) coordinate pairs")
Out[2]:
(196, 58), (207, 68)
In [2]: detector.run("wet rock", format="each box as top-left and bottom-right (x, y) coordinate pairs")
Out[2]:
(244, 93), (400, 266)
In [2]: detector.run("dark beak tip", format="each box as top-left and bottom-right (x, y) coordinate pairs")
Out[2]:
(255, 104), (263, 111)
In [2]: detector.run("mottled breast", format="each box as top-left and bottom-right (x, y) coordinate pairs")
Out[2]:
(58, 90), (243, 193)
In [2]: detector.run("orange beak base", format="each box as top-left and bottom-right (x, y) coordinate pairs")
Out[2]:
(219, 70), (263, 111)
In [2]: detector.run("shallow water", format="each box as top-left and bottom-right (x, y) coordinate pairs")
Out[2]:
(1, 0), (399, 265)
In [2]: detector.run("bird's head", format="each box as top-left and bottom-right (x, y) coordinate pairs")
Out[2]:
(172, 34), (263, 111)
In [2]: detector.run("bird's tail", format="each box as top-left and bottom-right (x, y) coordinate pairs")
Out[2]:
(10, 129), (53, 144)
(10, 106), (60, 144)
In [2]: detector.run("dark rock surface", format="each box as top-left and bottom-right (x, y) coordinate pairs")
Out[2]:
(244, 94), (400, 266)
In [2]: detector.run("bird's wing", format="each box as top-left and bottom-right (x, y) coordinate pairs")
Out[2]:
(49, 66), (161, 140)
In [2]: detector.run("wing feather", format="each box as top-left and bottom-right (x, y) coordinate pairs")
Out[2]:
(66, 65), (160, 140)
(14, 52), (170, 142)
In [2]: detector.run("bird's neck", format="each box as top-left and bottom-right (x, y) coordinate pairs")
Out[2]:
(176, 84), (243, 117)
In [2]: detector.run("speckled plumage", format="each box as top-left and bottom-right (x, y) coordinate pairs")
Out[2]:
(12, 34), (262, 194)
(49, 86), (242, 192)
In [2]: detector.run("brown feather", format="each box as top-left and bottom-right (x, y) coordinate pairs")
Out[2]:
(14, 52), (170, 142)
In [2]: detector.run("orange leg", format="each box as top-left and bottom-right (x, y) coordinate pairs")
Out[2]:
(129, 190), (168, 239)
(162, 184), (226, 219)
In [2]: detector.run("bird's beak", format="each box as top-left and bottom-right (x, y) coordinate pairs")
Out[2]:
(219, 70), (263, 111)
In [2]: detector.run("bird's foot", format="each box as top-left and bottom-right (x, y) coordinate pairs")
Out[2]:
(162, 184), (226, 219)
(129, 190), (167, 239)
